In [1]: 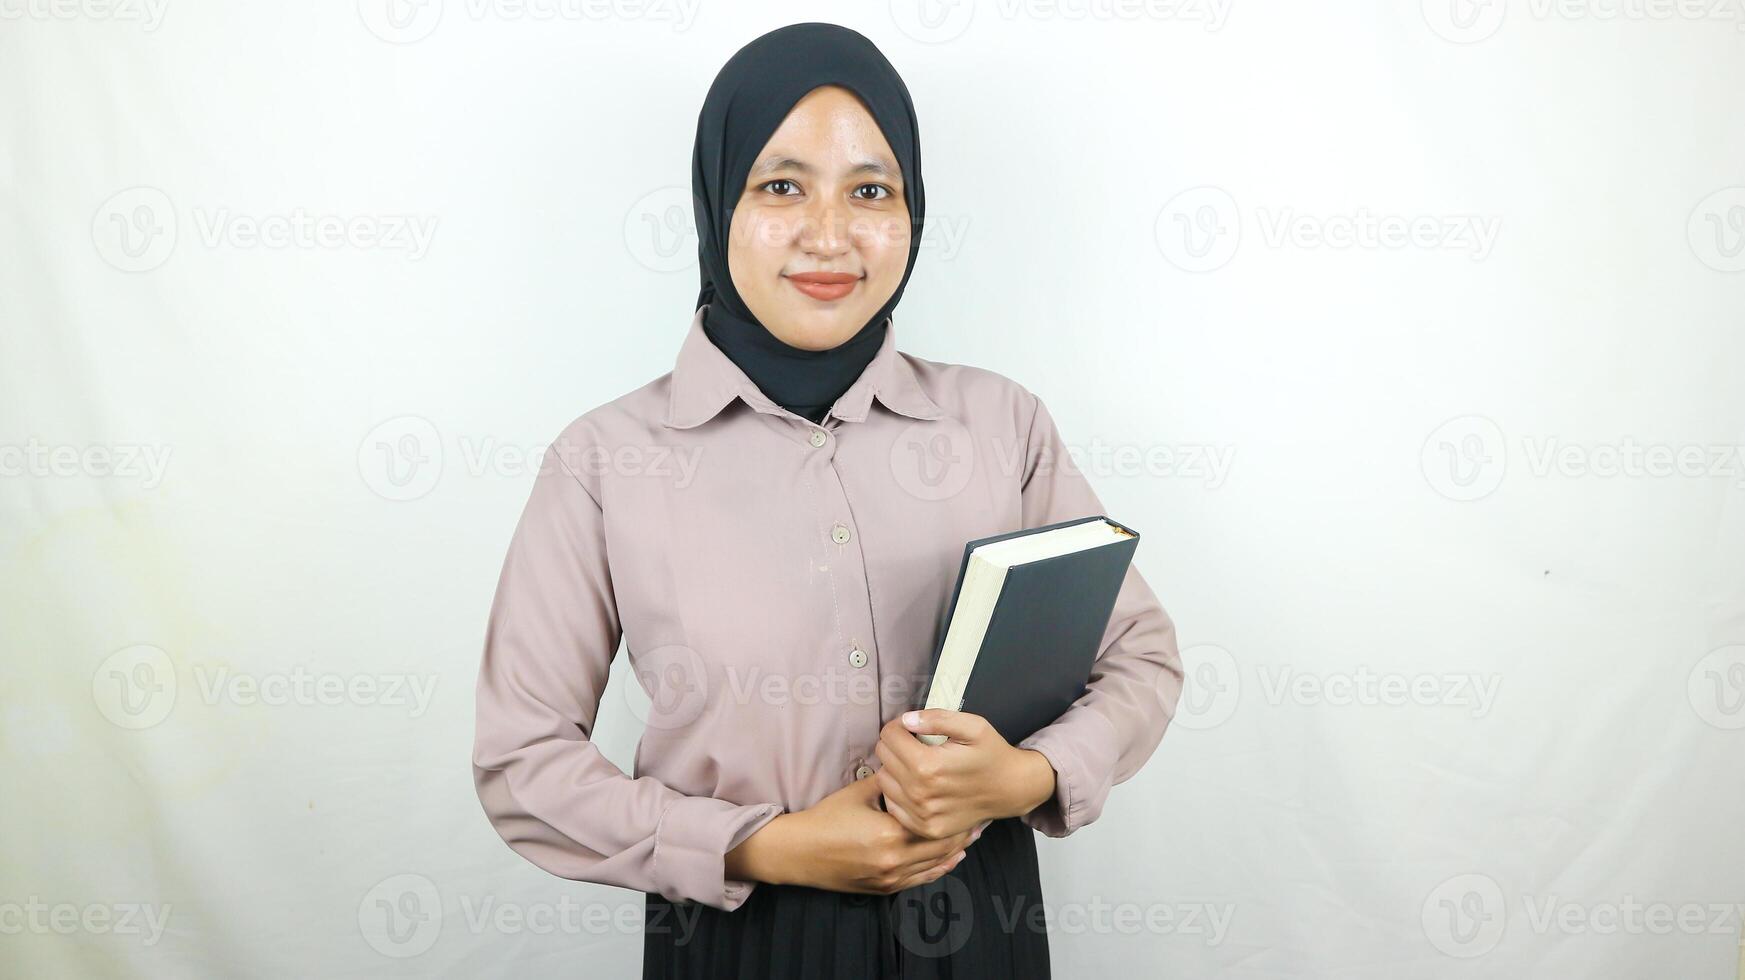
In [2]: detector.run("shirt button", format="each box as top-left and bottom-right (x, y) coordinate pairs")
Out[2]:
(809, 429), (827, 448)
(855, 765), (874, 780)
(831, 523), (851, 544)
(849, 647), (868, 668)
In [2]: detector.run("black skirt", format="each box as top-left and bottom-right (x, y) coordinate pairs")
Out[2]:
(642, 815), (1050, 979)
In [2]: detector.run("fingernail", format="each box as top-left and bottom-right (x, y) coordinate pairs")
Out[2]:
(969, 828), (982, 842)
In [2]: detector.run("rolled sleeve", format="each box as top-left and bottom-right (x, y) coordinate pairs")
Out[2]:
(654, 796), (785, 910)
(1011, 391), (1186, 837)
(471, 430), (784, 911)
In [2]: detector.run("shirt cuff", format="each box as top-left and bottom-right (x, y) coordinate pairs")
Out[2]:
(1016, 704), (1123, 837)
(652, 796), (785, 911)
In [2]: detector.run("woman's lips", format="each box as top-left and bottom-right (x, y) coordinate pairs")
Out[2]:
(786, 271), (861, 301)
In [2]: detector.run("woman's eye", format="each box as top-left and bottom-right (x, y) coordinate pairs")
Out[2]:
(763, 179), (798, 196)
(855, 184), (893, 202)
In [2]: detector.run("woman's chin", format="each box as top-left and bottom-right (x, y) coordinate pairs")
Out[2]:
(762, 310), (869, 351)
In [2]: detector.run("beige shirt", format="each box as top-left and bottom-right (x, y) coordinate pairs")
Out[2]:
(472, 304), (1184, 912)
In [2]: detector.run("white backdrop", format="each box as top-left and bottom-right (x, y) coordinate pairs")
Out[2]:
(4, 2), (1744, 977)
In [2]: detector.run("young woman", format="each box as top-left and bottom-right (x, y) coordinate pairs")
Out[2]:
(472, 22), (1184, 979)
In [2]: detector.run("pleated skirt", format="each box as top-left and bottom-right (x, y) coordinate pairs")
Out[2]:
(642, 815), (1050, 979)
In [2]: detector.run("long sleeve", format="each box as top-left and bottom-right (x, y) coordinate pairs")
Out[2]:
(471, 437), (785, 911)
(1010, 391), (1186, 837)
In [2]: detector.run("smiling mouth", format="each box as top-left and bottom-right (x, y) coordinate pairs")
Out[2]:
(785, 272), (862, 301)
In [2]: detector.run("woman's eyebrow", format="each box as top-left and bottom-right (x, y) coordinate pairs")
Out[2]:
(752, 156), (901, 180)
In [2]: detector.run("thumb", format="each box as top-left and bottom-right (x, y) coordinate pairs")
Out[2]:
(900, 709), (986, 745)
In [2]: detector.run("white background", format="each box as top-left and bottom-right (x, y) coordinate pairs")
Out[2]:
(3, 1), (1744, 977)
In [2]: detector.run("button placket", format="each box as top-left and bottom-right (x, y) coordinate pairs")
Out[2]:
(808, 422), (884, 785)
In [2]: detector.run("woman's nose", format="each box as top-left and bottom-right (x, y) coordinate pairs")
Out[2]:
(797, 200), (851, 256)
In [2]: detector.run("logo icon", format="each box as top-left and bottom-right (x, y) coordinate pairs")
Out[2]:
(1688, 644), (1745, 730)
(1421, 415), (1506, 502)
(359, 0), (443, 43)
(890, 0), (975, 44)
(93, 187), (177, 272)
(624, 186), (699, 274)
(1422, 0), (1506, 43)
(1171, 643), (1240, 730)
(1155, 186), (1241, 272)
(358, 873), (442, 958)
(1422, 873), (1506, 957)
(890, 419), (975, 501)
(92, 644), (177, 730)
(1688, 187), (1745, 273)
(359, 416), (444, 502)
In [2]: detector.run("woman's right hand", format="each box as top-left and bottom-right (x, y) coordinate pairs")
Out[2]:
(726, 775), (981, 895)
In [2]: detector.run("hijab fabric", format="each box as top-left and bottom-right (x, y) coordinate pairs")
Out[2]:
(691, 22), (926, 424)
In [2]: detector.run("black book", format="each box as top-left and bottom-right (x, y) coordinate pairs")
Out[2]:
(911, 515), (1141, 746)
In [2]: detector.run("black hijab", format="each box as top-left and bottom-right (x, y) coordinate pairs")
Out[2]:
(691, 22), (926, 424)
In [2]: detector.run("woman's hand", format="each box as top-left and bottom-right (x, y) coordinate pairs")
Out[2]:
(725, 776), (979, 895)
(873, 709), (1058, 840)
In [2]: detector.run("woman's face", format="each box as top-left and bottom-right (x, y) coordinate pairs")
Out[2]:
(726, 84), (911, 351)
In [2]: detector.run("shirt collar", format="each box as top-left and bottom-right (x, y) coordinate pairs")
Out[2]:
(662, 304), (945, 429)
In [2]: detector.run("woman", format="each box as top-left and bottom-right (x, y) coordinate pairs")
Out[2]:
(472, 21), (1184, 979)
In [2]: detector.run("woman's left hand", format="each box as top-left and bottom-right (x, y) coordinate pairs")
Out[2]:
(873, 709), (1059, 841)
